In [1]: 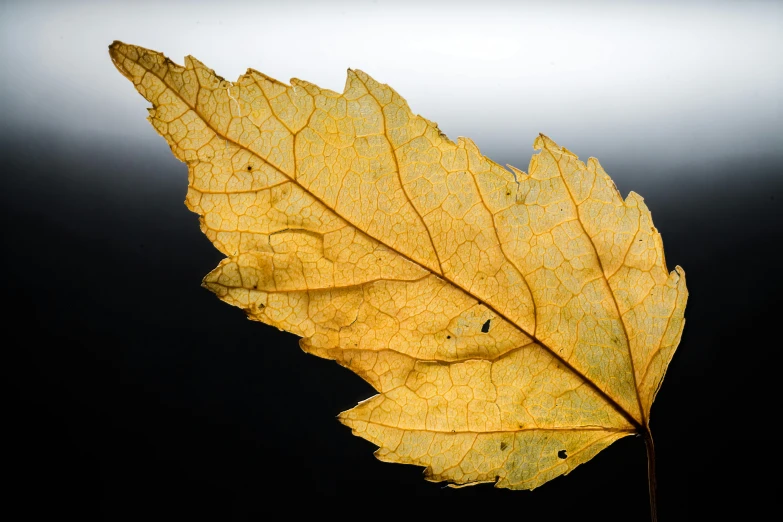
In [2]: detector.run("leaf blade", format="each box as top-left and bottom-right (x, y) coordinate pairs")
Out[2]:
(109, 41), (687, 491)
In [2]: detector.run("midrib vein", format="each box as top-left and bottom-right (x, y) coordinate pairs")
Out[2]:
(344, 423), (636, 435)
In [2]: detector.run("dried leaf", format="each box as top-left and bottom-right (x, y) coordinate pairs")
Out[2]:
(109, 42), (687, 496)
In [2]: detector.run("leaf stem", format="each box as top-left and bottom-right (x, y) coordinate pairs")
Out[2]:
(644, 428), (658, 522)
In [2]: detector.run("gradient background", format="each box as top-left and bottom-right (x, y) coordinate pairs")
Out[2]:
(4, 0), (781, 519)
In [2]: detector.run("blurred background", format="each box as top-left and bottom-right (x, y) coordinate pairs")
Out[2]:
(3, 0), (781, 519)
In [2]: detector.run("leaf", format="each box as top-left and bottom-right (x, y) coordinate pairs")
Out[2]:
(109, 41), (687, 500)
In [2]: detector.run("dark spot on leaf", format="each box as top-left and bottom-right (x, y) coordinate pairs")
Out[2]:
(481, 319), (491, 333)
(247, 165), (253, 171)
(446, 335), (451, 339)
(500, 442), (507, 451)
(558, 449), (567, 459)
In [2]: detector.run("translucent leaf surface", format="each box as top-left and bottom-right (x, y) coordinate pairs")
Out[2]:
(109, 41), (687, 492)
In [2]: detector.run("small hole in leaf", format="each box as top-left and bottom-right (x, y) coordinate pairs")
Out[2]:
(500, 442), (507, 451)
(481, 319), (491, 333)
(558, 449), (567, 459)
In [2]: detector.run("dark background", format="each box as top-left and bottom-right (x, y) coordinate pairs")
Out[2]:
(4, 1), (781, 520)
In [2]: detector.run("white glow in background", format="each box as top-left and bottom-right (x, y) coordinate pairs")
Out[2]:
(1, 0), (780, 178)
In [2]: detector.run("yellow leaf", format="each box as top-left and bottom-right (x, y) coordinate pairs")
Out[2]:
(109, 41), (687, 505)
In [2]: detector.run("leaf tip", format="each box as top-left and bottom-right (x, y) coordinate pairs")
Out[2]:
(108, 40), (131, 78)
